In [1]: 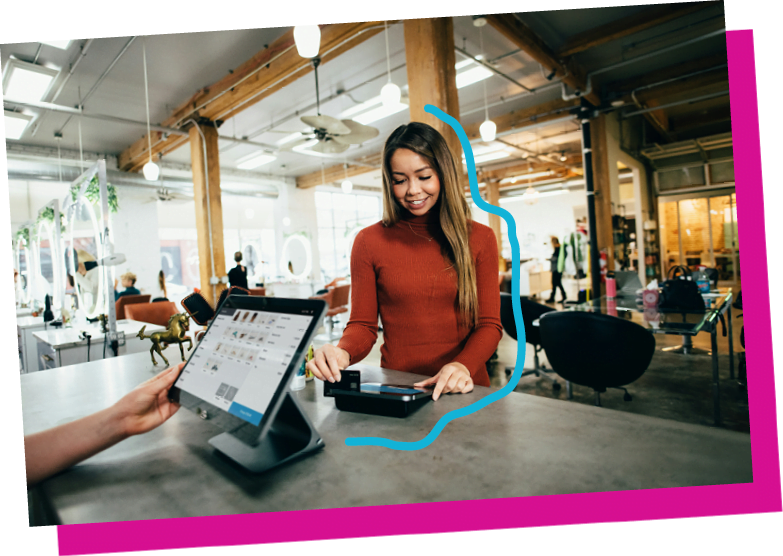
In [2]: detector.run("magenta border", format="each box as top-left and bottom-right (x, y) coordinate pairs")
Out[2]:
(57, 30), (781, 555)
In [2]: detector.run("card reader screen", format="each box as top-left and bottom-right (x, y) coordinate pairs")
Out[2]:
(174, 308), (314, 426)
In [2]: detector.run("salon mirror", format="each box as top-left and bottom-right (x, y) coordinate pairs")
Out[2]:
(34, 220), (55, 304)
(15, 236), (31, 305)
(67, 197), (104, 319)
(280, 234), (312, 281)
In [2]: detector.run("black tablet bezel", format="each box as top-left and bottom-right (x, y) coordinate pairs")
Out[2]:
(169, 294), (327, 446)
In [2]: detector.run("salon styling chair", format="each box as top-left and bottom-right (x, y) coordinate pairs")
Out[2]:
(538, 311), (655, 406)
(499, 293), (560, 390)
(115, 294), (151, 320)
(310, 284), (351, 338)
(125, 301), (178, 327)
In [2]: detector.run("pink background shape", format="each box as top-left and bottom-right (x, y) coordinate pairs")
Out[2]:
(57, 29), (782, 556)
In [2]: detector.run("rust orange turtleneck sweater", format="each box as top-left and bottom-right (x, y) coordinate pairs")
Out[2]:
(337, 209), (502, 387)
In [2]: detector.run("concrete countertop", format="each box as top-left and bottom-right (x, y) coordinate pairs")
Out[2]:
(20, 352), (752, 525)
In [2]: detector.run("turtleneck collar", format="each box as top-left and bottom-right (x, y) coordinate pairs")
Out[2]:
(399, 206), (440, 229)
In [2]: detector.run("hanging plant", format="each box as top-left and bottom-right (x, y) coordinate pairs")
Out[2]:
(36, 207), (67, 234)
(15, 227), (30, 247)
(69, 175), (119, 213)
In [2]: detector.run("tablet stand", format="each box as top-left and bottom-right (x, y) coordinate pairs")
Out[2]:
(209, 391), (324, 473)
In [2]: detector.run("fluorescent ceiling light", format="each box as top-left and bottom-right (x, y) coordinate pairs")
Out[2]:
(277, 132), (306, 146)
(3, 111), (33, 140)
(472, 151), (510, 164)
(340, 96), (383, 119)
(237, 152), (277, 169)
(500, 170), (555, 184)
(2, 59), (59, 102)
(40, 40), (72, 50)
(455, 59), (474, 70)
(293, 139), (319, 152)
(456, 66), (493, 89)
(500, 190), (569, 203)
(353, 102), (407, 125)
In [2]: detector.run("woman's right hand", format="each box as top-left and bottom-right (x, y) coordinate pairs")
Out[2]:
(306, 344), (350, 383)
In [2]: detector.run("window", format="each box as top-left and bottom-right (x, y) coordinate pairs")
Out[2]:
(315, 191), (382, 281)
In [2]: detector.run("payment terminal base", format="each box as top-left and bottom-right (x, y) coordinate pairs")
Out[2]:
(334, 394), (430, 418)
(209, 392), (324, 474)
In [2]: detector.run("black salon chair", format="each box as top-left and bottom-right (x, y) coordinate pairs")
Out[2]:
(499, 293), (560, 390)
(538, 311), (655, 406)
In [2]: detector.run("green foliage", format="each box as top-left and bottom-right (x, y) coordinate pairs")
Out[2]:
(36, 206), (67, 234)
(15, 227), (30, 247)
(69, 175), (119, 213)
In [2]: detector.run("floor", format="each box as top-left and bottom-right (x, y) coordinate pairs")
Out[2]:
(314, 278), (749, 434)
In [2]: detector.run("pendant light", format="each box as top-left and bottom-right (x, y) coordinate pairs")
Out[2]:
(478, 26), (496, 143)
(341, 162), (353, 193)
(294, 25), (321, 58)
(380, 21), (401, 107)
(141, 38), (160, 181)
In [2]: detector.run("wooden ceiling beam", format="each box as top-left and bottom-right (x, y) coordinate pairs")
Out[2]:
(485, 14), (601, 106)
(669, 103), (732, 134)
(631, 68), (728, 105)
(556, 2), (716, 58)
(295, 152), (382, 189)
(119, 21), (385, 173)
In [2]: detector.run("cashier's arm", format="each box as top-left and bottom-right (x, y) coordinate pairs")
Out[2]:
(24, 363), (183, 486)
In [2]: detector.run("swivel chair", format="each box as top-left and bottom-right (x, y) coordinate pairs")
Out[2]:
(538, 311), (655, 406)
(125, 301), (179, 327)
(310, 284), (351, 338)
(499, 293), (560, 390)
(115, 294), (151, 320)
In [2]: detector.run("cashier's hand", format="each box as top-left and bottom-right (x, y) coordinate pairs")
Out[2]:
(112, 363), (183, 437)
(414, 362), (473, 401)
(307, 344), (350, 383)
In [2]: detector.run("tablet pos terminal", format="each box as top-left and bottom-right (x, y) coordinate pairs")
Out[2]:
(169, 294), (327, 473)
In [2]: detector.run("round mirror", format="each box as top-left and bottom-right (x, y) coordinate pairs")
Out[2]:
(15, 236), (31, 306)
(67, 198), (104, 319)
(280, 235), (312, 281)
(34, 220), (55, 305)
(243, 242), (263, 286)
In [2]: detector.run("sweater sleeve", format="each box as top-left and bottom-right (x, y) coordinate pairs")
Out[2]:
(452, 226), (503, 377)
(336, 230), (379, 364)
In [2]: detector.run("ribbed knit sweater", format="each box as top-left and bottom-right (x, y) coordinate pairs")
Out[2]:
(337, 209), (502, 387)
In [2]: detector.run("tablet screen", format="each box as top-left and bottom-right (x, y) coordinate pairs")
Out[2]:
(174, 305), (315, 426)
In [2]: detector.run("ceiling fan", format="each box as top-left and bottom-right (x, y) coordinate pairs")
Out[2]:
(284, 57), (379, 154)
(144, 187), (189, 204)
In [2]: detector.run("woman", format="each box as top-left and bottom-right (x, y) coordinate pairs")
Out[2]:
(547, 236), (567, 303)
(307, 122), (502, 401)
(153, 270), (168, 301)
(228, 251), (248, 289)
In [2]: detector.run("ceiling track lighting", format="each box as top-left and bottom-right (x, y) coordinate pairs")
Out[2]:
(294, 25), (321, 58)
(380, 21), (401, 107)
(478, 25), (496, 143)
(142, 39), (160, 181)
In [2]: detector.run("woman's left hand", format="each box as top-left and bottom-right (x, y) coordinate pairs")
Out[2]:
(414, 362), (473, 401)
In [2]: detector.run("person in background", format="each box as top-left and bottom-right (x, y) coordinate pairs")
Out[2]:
(228, 251), (248, 289)
(114, 271), (141, 301)
(547, 237), (567, 304)
(153, 270), (168, 302)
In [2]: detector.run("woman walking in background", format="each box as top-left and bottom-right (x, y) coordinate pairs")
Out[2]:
(547, 237), (567, 304)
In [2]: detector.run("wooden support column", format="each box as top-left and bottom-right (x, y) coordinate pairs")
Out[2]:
(486, 180), (503, 255)
(590, 113), (615, 286)
(189, 122), (227, 306)
(403, 18), (463, 165)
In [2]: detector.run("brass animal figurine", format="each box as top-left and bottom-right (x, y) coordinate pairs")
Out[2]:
(137, 312), (193, 366)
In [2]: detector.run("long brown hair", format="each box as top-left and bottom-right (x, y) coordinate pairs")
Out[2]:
(158, 270), (167, 299)
(381, 122), (478, 328)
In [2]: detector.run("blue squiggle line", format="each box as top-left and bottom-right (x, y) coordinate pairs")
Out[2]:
(345, 104), (527, 450)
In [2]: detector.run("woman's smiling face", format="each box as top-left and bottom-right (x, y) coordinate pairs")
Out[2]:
(390, 148), (441, 216)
